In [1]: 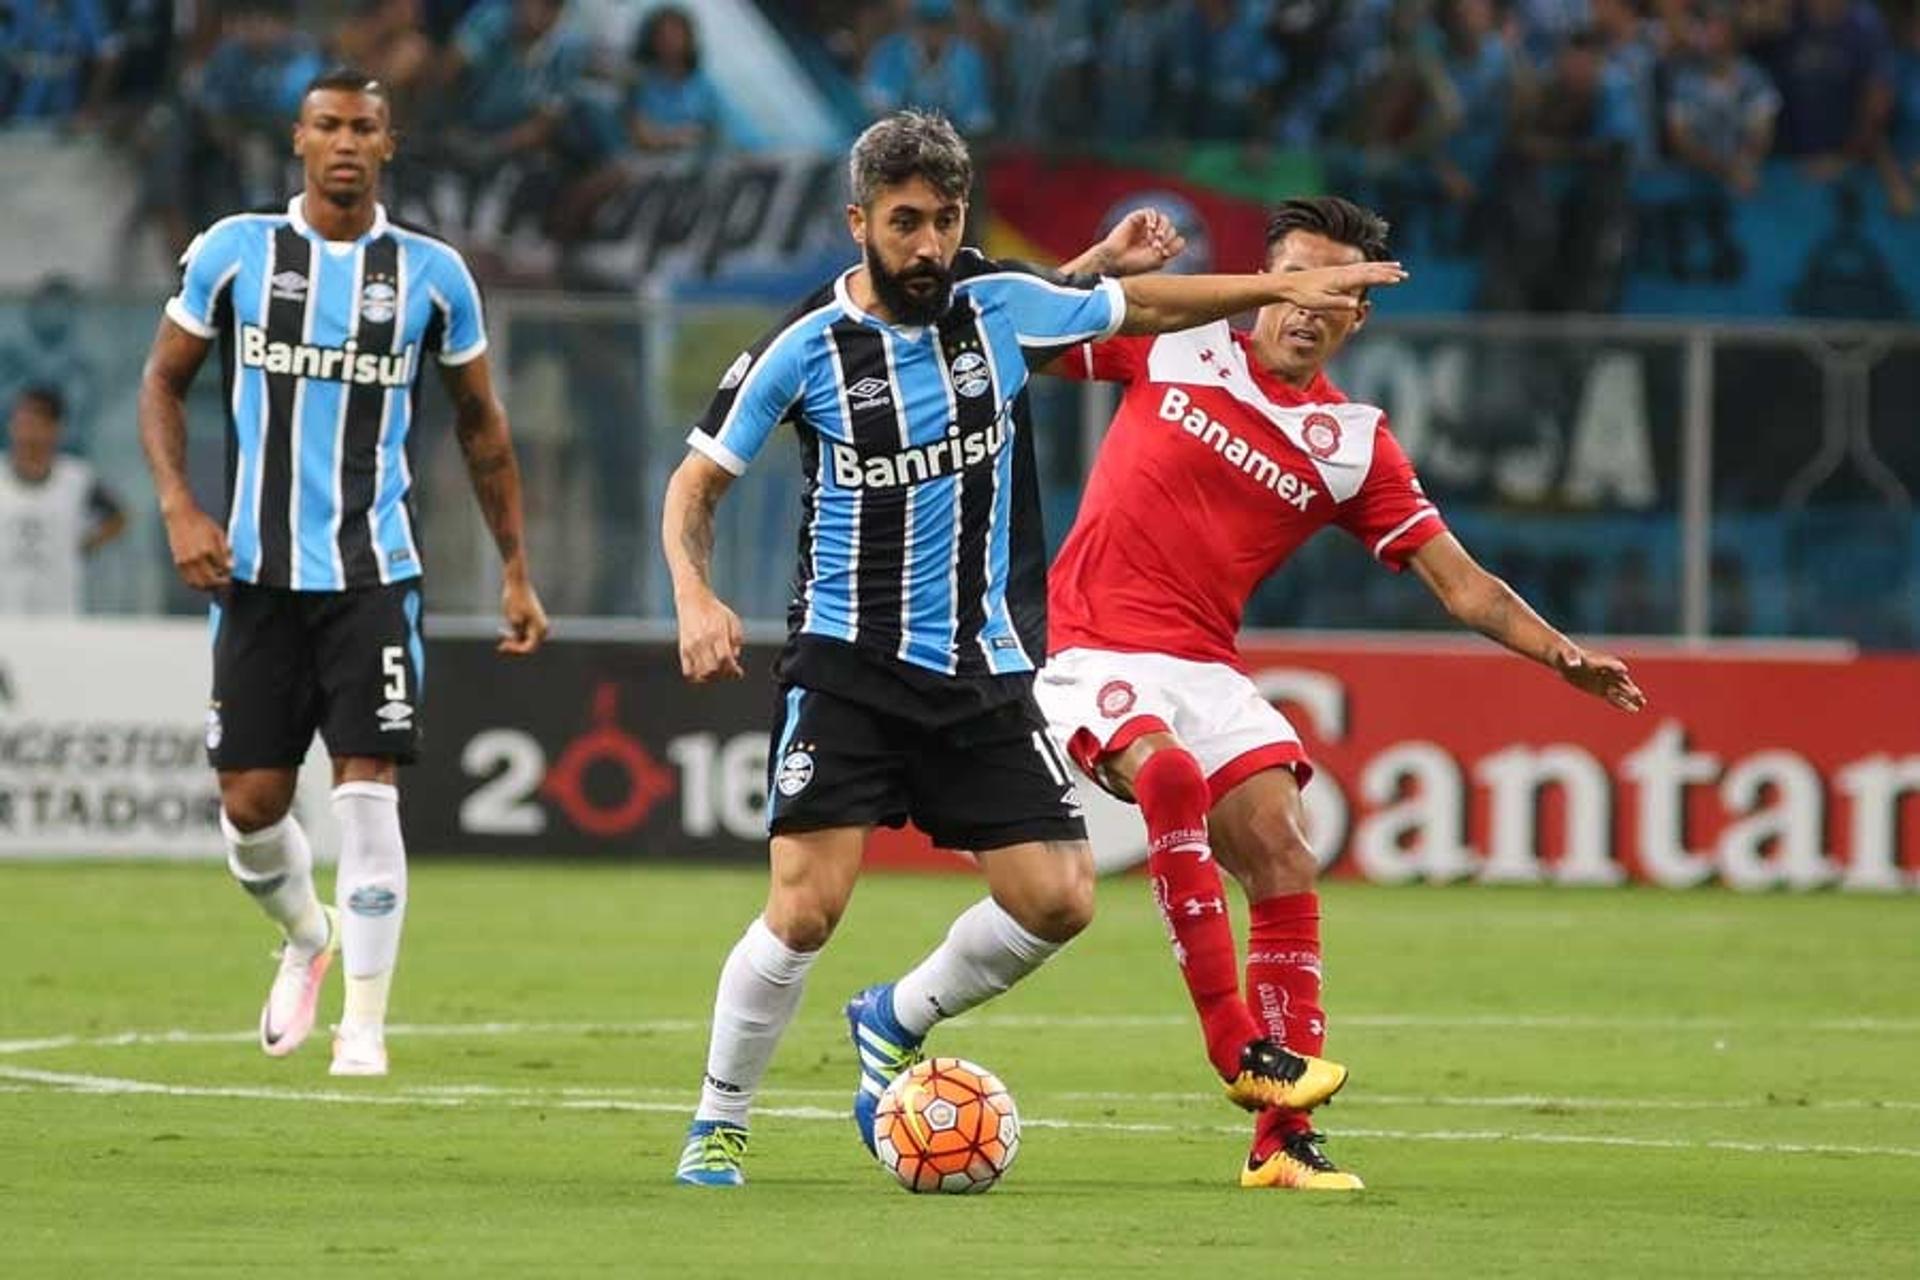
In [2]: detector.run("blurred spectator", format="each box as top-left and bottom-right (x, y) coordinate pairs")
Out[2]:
(196, 1), (324, 133)
(990, 0), (1095, 142)
(1166, 0), (1282, 142)
(438, 0), (593, 165)
(1666, 5), (1779, 198)
(332, 0), (438, 123)
(1749, 0), (1890, 174)
(1876, 2), (1920, 215)
(1437, 0), (1517, 205)
(813, 0), (900, 79)
(1486, 30), (1636, 309)
(627, 5), (721, 152)
(194, 0), (325, 208)
(1513, 0), (1593, 64)
(1340, 0), (1461, 169)
(0, 278), (99, 458)
(1590, 0), (1661, 165)
(103, 0), (178, 116)
(0, 387), (126, 617)
(1, 0), (119, 123)
(861, 0), (996, 134)
(1095, 0), (1171, 143)
(1265, 0), (1358, 147)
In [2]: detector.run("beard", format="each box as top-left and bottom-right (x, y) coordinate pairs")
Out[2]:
(865, 241), (953, 326)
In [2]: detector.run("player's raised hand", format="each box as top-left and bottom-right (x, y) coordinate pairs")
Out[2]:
(1095, 208), (1188, 277)
(163, 504), (233, 591)
(498, 574), (549, 655)
(1274, 261), (1408, 312)
(1553, 646), (1647, 713)
(678, 590), (745, 683)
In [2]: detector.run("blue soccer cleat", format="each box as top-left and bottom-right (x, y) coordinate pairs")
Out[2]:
(845, 983), (924, 1154)
(674, 1119), (748, 1187)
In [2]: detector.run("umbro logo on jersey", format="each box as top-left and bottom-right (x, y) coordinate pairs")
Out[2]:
(240, 323), (412, 387)
(846, 376), (891, 410)
(270, 270), (308, 301)
(1157, 387), (1319, 513)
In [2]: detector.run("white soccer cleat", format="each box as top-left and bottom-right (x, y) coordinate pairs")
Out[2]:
(329, 1024), (389, 1077)
(259, 907), (338, 1058)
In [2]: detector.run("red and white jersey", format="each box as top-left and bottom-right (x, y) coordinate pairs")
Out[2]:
(1048, 322), (1446, 668)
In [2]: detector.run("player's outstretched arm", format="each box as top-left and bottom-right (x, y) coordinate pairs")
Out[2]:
(1410, 533), (1648, 713)
(1060, 208), (1187, 279)
(1116, 260), (1407, 335)
(662, 451), (745, 683)
(138, 317), (232, 591)
(439, 355), (549, 656)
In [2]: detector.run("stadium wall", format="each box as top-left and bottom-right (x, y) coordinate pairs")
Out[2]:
(6, 621), (1914, 890)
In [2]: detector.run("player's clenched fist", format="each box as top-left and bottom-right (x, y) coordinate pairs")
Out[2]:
(677, 590), (745, 682)
(163, 505), (234, 591)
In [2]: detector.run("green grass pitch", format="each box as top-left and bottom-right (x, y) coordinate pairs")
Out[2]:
(3, 861), (1916, 1277)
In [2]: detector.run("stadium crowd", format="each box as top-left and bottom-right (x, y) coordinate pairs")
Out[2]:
(3, 0), (1919, 298)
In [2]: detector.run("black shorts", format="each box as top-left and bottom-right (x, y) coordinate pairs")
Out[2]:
(206, 579), (425, 770)
(765, 683), (1086, 851)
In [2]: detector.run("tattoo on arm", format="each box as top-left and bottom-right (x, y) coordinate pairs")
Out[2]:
(678, 486), (719, 587)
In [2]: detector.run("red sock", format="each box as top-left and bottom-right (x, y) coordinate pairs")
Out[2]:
(1247, 892), (1326, 1157)
(1136, 749), (1261, 1081)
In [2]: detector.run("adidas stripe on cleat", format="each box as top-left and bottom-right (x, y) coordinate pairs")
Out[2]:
(1224, 1038), (1348, 1112)
(675, 1120), (749, 1187)
(1241, 1128), (1365, 1191)
(845, 983), (923, 1155)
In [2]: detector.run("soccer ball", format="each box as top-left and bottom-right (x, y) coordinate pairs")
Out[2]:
(872, 1057), (1020, 1194)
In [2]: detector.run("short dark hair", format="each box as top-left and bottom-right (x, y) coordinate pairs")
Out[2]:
(303, 66), (389, 106)
(635, 5), (700, 70)
(849, 110), (972, 208)
(1264, 196), (1392, 264)
(15, 385), (63, 420)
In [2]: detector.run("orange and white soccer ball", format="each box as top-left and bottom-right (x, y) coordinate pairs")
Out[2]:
(872, 1057), (1020, 1193)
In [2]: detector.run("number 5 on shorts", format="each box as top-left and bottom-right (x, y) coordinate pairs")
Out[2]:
(382, 646), (408, 701)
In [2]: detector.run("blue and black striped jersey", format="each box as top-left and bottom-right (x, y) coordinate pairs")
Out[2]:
(689, 249), (1126, 682)
(166, 196), (487, 591)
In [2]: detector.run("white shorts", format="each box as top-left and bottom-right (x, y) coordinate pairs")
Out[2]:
(1034, 647), (1312, 803)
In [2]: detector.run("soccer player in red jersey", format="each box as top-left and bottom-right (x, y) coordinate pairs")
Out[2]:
(1035, 197), (1648, 1190)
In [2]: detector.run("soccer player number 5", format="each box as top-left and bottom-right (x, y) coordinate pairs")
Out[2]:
(382, 646), (407, 701)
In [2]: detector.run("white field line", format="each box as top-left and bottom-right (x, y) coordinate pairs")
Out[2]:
(6, 1011), (1920, 1060)
(4, 1063), (1917, 1163)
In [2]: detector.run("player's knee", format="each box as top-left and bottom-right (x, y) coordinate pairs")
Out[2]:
(1011, 857), (1096, 944)
(1133, 744), (1210, 814)
(763, 887), (845, 952)
(219, 788), (291, 835)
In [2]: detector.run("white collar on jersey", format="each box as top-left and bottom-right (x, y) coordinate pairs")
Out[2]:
(286, 195), (390, 245)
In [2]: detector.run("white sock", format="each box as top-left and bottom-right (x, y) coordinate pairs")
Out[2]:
(694, 916), (819, 1127)
(333, 781), (406, 1035)
(223, 811), (330, 954)
(890, 897), (1064, 1038)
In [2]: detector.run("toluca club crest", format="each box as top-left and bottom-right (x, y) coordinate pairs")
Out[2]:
(1097, 679), (1137, 718)
(1302, 412), (1341, 459)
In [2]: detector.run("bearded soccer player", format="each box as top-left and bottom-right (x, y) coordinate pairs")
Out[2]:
(1035, 196), (1647, 1190)
(138, 68), (549, 1077)
(663, 112), (1405, 1186)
